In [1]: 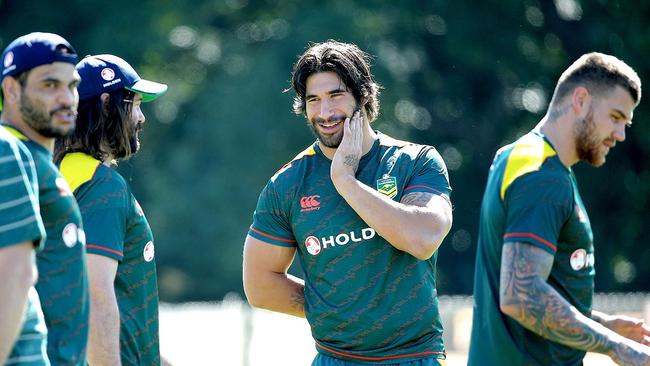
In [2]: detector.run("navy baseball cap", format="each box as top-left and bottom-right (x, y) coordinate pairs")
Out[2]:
(0, 32), (78, 111)
(76, 54), (167, 102)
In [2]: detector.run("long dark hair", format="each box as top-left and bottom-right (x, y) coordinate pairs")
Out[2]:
(54, 89), (135, 164)
(290, 40), (381, 122)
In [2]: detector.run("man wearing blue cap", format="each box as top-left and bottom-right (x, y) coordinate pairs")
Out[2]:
(55, 54), (168, 366)
(1, 32), (89, 366)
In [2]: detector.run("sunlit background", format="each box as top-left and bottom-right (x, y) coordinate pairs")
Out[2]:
(2, 0), (649, 364)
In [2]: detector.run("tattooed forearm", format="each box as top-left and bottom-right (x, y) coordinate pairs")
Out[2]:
(401, 192), (435, 207)
(343, 155), (359, 169)
(499, 242), (633, 358)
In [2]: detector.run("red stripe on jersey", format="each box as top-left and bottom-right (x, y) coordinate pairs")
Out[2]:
(504, 232), (557, 252)
(315, 341), (445, 361)
(86, 244), (124, 257)
(249, 227), (296, 243)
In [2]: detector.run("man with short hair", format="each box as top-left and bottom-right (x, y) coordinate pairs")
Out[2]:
(243, 40), (453, 365)
(1, 32), (88, 366)
(55, 54), (167, 366)
(468, 52), (650, 365)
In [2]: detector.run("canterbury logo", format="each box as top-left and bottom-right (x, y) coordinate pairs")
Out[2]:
(300, 195), (321, 212)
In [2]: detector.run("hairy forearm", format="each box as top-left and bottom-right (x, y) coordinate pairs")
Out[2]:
(332, 176), (451, 260)
(88, 294), (122, 365)
(245, 272), (305, 318)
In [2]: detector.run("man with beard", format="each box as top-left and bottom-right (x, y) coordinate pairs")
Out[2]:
(468, 52), (650, 365)
(243, 40), (453, 365)
(54, 54), (167, 366)
(1, 32), (89, 365)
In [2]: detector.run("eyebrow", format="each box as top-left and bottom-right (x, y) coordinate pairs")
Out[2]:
(305, 88), (347, 100)
(611, 109), (629, 121)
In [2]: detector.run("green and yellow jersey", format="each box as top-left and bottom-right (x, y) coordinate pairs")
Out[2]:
(249, 132), (451, 364)
(60, 152), (160, 366)
(5, 126), (89, 366)
(468, 130), (594, 366)
(0, 125), (48, 366)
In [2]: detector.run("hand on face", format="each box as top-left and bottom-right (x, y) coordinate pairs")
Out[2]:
(330, 109), (363, 183)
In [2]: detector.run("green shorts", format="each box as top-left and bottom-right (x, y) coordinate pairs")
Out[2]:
(312, 354), (447, 366)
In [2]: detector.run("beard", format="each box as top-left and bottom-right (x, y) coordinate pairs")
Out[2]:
(19, 92), (75, 138)
(308, 113), (346, 148)
(129, 124), (142, 154)
(575, 107), (611, 167)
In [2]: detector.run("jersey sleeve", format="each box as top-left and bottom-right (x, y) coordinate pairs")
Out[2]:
(403, 146), (452, 202)
(248, 180), (297, 247)
(76, 178), (127, 261)
(502, 170), (573, 254)
(0, 141), (44, 249)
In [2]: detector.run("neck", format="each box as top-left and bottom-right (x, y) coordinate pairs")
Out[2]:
(1, 111), (54, 152)
(320, 122), (377, 160)
(539, 114), (579, 167)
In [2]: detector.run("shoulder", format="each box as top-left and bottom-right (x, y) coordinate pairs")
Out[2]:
(269, 144), (319, 183)
(378, 132), (441, 160)
(498, 131), (569, 200)
(60, 153), (126, 194)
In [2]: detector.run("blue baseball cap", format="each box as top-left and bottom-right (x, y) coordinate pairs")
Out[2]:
(76, 54), (167, 102)
(1, 32), (78, 111)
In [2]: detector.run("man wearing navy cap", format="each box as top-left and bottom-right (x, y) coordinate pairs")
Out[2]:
(55, 54), (167, 366)
(1, 32), (89, 366)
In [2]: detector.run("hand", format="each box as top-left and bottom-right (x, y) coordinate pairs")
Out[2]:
(330, 109), (363, 184)
(602, 314), (650, 346)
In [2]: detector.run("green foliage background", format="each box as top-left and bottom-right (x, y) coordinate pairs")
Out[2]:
(2, 0), (648, 302)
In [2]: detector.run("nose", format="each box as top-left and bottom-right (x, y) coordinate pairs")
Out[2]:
(135, 106), (146, 125)
(319, 99), (333, 119)
(613, 123), (626, 142)
(58, 86), (76, 106)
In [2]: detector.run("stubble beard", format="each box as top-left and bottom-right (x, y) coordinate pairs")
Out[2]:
(19, 91), (74, 138)
(575, 108), (607, 167)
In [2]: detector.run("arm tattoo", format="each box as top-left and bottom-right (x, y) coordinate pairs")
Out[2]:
(400, 192), (434, 207)
(500, 242), (617, 355)
(290, 286), (305, 312)
(343, 155), (359, 169)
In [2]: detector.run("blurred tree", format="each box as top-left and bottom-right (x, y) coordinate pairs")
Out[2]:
(1, 0), (648, 301)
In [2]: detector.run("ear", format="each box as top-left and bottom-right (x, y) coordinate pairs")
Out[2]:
(571, 86), (592, 118)
(1, 77), (21, 104)
(100, 92), (110, 104)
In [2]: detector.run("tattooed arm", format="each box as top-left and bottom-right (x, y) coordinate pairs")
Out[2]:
(500, 242), (650, 365)
(243, 235), (305, 317)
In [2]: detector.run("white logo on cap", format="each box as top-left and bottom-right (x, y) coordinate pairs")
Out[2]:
(101, 68), (115, 81)
(143, 241), (155, 262)
(3, 51), (14, 68)
(62, 223), (79, 248)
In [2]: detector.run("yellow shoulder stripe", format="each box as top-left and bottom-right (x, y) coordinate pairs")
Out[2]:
(500, 134), (556, 200)
(4, 126), (28, 141)
(292, 146), (316, 162)
(60, 153), (101, 192)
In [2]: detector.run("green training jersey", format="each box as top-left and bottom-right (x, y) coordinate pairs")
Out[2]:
(468, 130), (594, 366)
(249, 132), (451, 364)
(60, 152), (160, 366)
(5, 126), (89, 366)
(0, 125), (48, 366)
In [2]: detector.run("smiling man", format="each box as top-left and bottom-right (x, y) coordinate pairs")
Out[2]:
(468, 53), (650, 366)
(243, 40), (453, 365)
(1, 32), (89, 366)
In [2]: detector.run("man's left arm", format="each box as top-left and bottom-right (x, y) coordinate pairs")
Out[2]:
(592, 310), (650, 346)
(331, 112), (452, 260)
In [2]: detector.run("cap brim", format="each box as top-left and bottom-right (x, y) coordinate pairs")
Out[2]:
(126, 79), (168, 102)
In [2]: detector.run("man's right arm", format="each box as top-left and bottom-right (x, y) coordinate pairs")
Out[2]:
(86, 253), (121, 366)
(243, 235), (305, 317)
(0, 242), (36, 364)
(499, 241), (650, 365)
